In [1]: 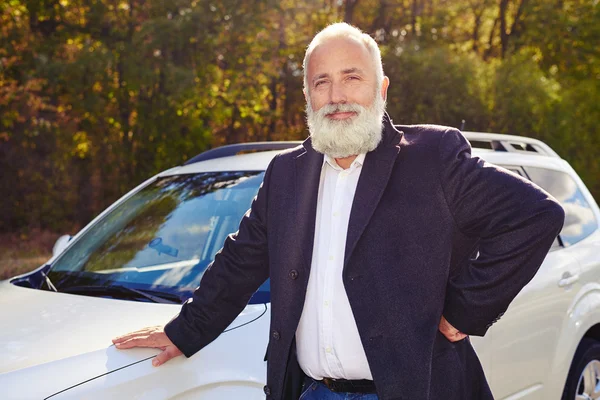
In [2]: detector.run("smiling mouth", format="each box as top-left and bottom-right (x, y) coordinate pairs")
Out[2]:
(326, 111), (358, 120)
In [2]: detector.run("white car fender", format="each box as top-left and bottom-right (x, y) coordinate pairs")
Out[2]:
(48, 310), (270, 400)
(542, 282), (600, 399)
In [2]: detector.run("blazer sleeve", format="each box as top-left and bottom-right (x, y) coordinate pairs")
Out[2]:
(163, 156), (276, 357)
(438, 128), (565, 337)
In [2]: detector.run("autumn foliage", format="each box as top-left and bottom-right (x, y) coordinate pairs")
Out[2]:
(1, 0), (598, 233)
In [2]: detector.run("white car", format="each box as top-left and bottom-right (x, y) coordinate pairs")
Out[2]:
(1, 132), (599, 400)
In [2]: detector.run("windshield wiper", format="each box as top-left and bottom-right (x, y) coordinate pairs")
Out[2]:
(40, 269), (58, 292)
(60, 285), (182, 304)
(116, 286), (183, 304)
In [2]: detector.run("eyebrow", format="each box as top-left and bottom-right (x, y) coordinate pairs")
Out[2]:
(341, 67), (365, 75)
(311, 68), (365, 83)
(312, 73), (329, 83)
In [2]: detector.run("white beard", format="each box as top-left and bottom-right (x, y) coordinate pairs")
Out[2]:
(306, 93), (386, 158)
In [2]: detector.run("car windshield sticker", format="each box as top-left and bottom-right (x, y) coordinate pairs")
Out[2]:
(148, 237), (179, 258)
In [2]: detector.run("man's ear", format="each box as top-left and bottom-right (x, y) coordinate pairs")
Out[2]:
(380, 76), (390, 101)
(304, 88), (313, 110)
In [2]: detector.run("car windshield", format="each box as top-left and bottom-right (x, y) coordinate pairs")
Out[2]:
(47, 171), (270, 304)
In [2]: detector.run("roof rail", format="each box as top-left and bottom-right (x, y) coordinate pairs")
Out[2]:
(463, 132), (561, 158)
(184, 141), (302, 165)
(184, 132), (560, 165)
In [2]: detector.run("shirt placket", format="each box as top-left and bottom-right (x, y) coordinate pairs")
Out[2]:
(323, 165), (350, 377)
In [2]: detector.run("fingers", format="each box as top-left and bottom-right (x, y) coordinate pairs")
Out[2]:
(152, 345), (183, 367)
(439, 315), (458, 333)
(113, 336), (156, 349)
(438, 328), (468, 342)
(112, 326), (184, 368)
(112, 333), (142, 346)
(447, 331), (468, 342)
(112, 326), (170, 349)
(112, 334), (133, 344)
(439, 315), (468, 342)
(112, 326), (158, 344)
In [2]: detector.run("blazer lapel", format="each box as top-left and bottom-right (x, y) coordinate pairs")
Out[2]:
(293, 139), (324, 275)
(344, 113), (404, 268)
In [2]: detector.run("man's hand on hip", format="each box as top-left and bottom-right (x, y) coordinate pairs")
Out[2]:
(112, 325), (183, 367)
(439, 315), (468, 342)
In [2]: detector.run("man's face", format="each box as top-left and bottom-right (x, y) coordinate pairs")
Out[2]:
(306, 37), (384, 113)
(304, 37), (389, 158)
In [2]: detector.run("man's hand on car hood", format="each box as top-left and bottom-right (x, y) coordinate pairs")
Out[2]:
(113, 325), (183, 367)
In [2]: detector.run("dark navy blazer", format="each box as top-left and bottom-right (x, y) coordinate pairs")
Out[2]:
(164, 114), (565, 400)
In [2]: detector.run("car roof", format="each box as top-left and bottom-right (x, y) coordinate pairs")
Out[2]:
(160, 149), (288, 176)
(160, 132), (568, 177)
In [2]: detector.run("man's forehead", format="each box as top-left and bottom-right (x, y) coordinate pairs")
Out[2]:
(308, 36), (371, 71)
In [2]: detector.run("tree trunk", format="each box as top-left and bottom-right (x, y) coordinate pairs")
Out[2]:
(344, 0), (359, 24)
(411, 0), (419, 35)
(508, 0), (528, 52)
(472, 8), (484, 54)
(483, 16), (499, 60)
(499, 0), (509, 58)
(370, 0), (391, 34)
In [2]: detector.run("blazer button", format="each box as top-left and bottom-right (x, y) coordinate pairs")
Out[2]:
(263, 385), (271, 396)
(289, 269), (299, 280)
(272, 330), (280, 340)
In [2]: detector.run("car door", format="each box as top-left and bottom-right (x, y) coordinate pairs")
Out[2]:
(487, 165), (582, 400)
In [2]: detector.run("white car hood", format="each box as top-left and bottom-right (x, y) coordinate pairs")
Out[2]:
(0, 280), (267, 399)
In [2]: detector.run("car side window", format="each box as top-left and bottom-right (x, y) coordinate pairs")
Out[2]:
(498, 165), (560, 250)
(523, 166), (598, 247)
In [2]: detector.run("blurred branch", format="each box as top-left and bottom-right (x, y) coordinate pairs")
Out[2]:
(344, 0), (359, 24)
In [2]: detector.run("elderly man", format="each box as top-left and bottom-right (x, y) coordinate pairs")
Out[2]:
(113, 23), (564, 400)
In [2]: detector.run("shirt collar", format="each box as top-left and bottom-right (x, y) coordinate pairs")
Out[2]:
(323, 153), (366, 171)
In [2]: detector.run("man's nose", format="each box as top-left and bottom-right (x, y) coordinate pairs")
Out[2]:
(329, 81), (347, 104)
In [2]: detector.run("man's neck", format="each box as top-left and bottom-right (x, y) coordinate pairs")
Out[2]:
(334, 155), (358, 170)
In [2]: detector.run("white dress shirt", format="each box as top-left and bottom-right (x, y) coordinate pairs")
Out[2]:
(295, 152), (373, 380)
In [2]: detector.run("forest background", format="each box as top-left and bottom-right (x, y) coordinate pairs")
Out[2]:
(1, 0), (599, 277)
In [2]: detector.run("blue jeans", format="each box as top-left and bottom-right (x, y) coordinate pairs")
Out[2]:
(299, 377), (379, 400)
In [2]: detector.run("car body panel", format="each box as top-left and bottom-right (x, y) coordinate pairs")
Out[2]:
(48, 306), (270, 400)
(488, 246), (581, 399)
(0, 280), (268, 399)
(537, 229), (600, 399)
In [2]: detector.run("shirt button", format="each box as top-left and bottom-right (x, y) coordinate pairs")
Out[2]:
(324, 300), (329, 307)
(326, 347), (332, 353)
(328, 256), (333, 261)
(289, 269), (299, 280)
(333, 212), (339, 217)
(272, 330), (280, 340)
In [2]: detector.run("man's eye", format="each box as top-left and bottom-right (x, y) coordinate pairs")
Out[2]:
(315, 81), (325, 87)
(347, 76), (360, 81)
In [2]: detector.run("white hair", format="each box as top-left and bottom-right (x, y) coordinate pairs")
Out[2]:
(303, 22), (384, 95)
